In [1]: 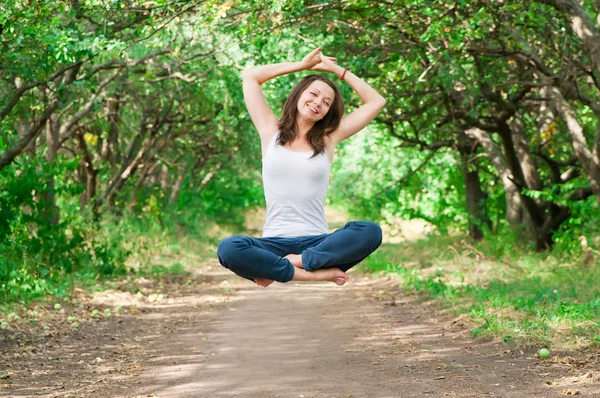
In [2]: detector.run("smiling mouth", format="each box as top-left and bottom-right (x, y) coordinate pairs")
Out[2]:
(307, 104), (318, 114)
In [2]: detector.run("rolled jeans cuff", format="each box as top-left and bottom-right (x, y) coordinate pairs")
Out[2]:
(302, 251), (315, 271)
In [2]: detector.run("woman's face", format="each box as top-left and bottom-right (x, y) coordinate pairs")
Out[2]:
(297, 80), (335, 122)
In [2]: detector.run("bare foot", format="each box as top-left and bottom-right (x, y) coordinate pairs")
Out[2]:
(254, 278), (274, 287)
(311, 267), (349, 286)
(284, 253), (304, 269)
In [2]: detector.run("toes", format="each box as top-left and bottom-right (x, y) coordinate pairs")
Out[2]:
(255, 278), (274, 287)
(334, 277), (347, 285)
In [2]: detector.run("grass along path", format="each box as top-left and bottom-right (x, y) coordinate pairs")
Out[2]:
(364, 235), (600, 352)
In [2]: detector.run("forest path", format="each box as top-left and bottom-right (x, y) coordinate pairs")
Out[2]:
(2, 259), (596, 397)
(109, 262), (591, 397)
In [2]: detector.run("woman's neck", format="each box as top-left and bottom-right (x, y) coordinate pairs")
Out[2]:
(295, 116), (314, 139)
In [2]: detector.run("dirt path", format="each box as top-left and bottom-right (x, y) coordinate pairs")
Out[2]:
(2, 258), (599, 397)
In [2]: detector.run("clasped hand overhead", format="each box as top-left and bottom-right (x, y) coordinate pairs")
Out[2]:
(300, 47), (338, 73)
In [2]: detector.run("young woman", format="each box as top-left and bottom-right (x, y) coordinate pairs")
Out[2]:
(217, 47), (386, 287)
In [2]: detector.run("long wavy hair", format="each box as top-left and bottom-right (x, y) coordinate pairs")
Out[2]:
(277, 75), (344, 159)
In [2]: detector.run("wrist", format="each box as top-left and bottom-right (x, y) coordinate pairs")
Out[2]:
(296, 61), (309, 72)
(330, 64), (345, 77)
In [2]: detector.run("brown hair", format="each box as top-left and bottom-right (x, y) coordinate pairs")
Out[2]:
(277, 74), (344, 159)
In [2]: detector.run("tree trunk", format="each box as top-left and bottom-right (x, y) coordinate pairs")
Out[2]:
(592, 120), (600, 202)
(537, 87), (557, 134)
(457, 132), (491, 240)
(170, 172), (185, 204)
(547, 86), (600, 206)
(131, 159), (156, 206)
(509, 116), (542, 190)
(466, 127), (574, 251)
(41, 115), (60, 225)
(75, 132), (98, 211)
(106, 95), (122, 171)
(466, 128), (523, 225)
(198, 162), (224, 191)
(496, 121), (546, 228)
(159, 163), (169, 191)
(460, 154), (490, 240)
(509, 115), (545, 236)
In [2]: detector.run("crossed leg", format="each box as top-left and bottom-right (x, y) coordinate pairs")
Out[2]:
(254, 221), (382, 287)
(217, 234), (349, 287)
(254, 254), (348, 287)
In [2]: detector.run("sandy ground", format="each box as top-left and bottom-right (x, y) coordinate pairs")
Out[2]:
(2, 257), (599, 397)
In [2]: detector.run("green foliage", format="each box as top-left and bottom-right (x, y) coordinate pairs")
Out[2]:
(2, 0), (600, 326)
(0, 1), (265, 303)
(145, 262), (188, 278)
(328, 130), (475, 232)
(362, 236), (600, 348)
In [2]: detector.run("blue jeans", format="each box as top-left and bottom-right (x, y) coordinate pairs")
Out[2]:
(217, 221), (383, 283)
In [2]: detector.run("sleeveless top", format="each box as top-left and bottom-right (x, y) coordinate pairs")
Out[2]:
(261, 130), (332, 238)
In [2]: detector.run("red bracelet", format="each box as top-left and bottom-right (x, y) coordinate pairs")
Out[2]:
(340, 67), (350, 81)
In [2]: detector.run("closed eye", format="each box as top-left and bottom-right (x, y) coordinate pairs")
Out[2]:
(311, 92), (330, 106)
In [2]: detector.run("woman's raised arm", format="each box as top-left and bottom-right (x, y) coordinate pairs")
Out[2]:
(241, 48), (330, 138)
(314, 56), (386, 145)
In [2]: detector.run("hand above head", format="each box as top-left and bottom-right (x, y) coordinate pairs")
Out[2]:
(300, 47), (338, 73)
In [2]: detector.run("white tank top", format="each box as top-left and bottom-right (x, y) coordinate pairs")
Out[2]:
(261, 130), (332, 238)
